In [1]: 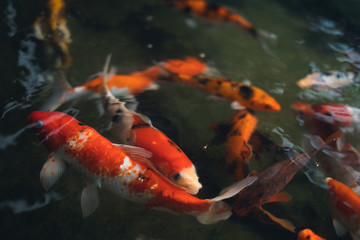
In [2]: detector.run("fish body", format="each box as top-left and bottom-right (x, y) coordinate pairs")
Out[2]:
(226, 109), (258, 180)
(100, 58), (202, 195)
(28, 111), (256, 224)
(233, 131), (342, 221)
(292, 101), (360, 174)
(40, 71), (158, 111)
(33, 0), (72, 68)
(297, 229), (326, 240)
(165, 0), (258, 37)
(297, 71), (359, 92)
(163, 73), (281, 112)
(326, 177), (360, 239)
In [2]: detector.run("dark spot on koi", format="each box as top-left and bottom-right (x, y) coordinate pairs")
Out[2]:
(323, 112), (332, 117)
(132, 123), (151, 129)
(176, 147), (182, 153)
(168, 140), (175, 146)
(198, 78), (210, 85)
(216, 80), (222, 85)
(237, 113), (247, 120)
(264, 104), (271, 110)
(78, 122), (85, 126)
(137, 174), (148, 183)
(322, 72), (332, 76)
(116, 109), (123, 114)
(112, 115), (121, 123)
(229, 129), (241, 137)
(239, 86), (253, 100)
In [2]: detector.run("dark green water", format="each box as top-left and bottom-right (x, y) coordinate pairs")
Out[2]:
(1, 0), (360, 239)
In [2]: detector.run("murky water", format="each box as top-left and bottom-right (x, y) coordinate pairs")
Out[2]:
(1, 0), (360, 239)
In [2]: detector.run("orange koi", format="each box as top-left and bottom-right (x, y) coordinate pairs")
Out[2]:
(28, 111), (257, 224)
(39, 70), (158, 111)
(100, 56), (202, 194)
(232, 131), (343, 232)
(163, 73), (281, 112)
(33, 0), (72, 68)
(326, 177), (360, 239)
(165, 0), (259, 38)
(298, 229), (326, 240)
(226, 109), (258, 180)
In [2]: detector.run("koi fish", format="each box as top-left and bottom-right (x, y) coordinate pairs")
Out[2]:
(232, 131), (343, 232)
(28, 110), (257, 224)
(100, 56), (202, 194)
(292, 101), (360, 173)
(297, 71), (359, 92)
(164, 0), (275, 41)
(33, 0), (72, 68)
(161, 72), (281, 112)
(326, 177), (360, 240)
(40, 70), (158, 111)
(225, 109), (258, 180)
(297, 229), (326, 240)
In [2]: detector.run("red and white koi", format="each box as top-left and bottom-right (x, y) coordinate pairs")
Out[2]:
(100, 56), (202, 194)
(28, 111), (256, 224)
(326, 177), (360, 240)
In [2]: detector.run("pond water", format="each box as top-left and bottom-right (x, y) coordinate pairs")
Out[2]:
(1, 0), (359, 239)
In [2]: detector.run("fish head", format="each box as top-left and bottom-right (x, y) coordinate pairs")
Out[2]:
(28, 111), (81, 151)
(291, 101), (313, 119)
(172, 165), (202, 195)
(297, 73), (323, 90)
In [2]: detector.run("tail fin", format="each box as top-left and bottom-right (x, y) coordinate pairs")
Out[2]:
(196, 176), (257, 224)
(39, 70), (72, 111)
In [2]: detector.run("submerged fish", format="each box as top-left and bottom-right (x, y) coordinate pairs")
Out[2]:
(232, 131), (343, 232)
(101, 56), (202, 194)
(28, 111), (257, 224)
(226, 109), (258, 180)
(297, 229), (326, 240)
(40, 69), (158, 111)
(297, 71), (359, 92)
(165, 0), (275, 41)
(161, 72), (281, 112)
(326, 177), (360, 240)
(33, 0), (72, 68)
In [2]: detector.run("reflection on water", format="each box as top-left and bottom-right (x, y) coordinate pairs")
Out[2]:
(1, 0), (360, 239)
(0, 192), (63, 214)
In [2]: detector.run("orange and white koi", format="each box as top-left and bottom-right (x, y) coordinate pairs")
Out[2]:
(226, 109), (258, 180)
(162, 72), (281, 112)
(101, 56), (202, 194)
(164, 0), (274, 40)
(232, 131), (343, 232)
(297, 229), (326, 240)
(28, 111), (257, 224)
(40, 69), (158, 111)
(326, 177), (360, 239)
(33, 0), (72, 68)
(297, 71), (359, 92)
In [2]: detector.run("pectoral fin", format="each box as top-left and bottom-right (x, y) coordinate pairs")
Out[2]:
(40, 153), (66, 191)
(112, 144), (153, 161)
(333, 217), (348, 237)
(81, 182), (100, 217)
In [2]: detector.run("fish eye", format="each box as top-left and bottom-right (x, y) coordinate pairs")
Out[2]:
(35, 120), (43, 128)
(173, 172), (183, 181)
